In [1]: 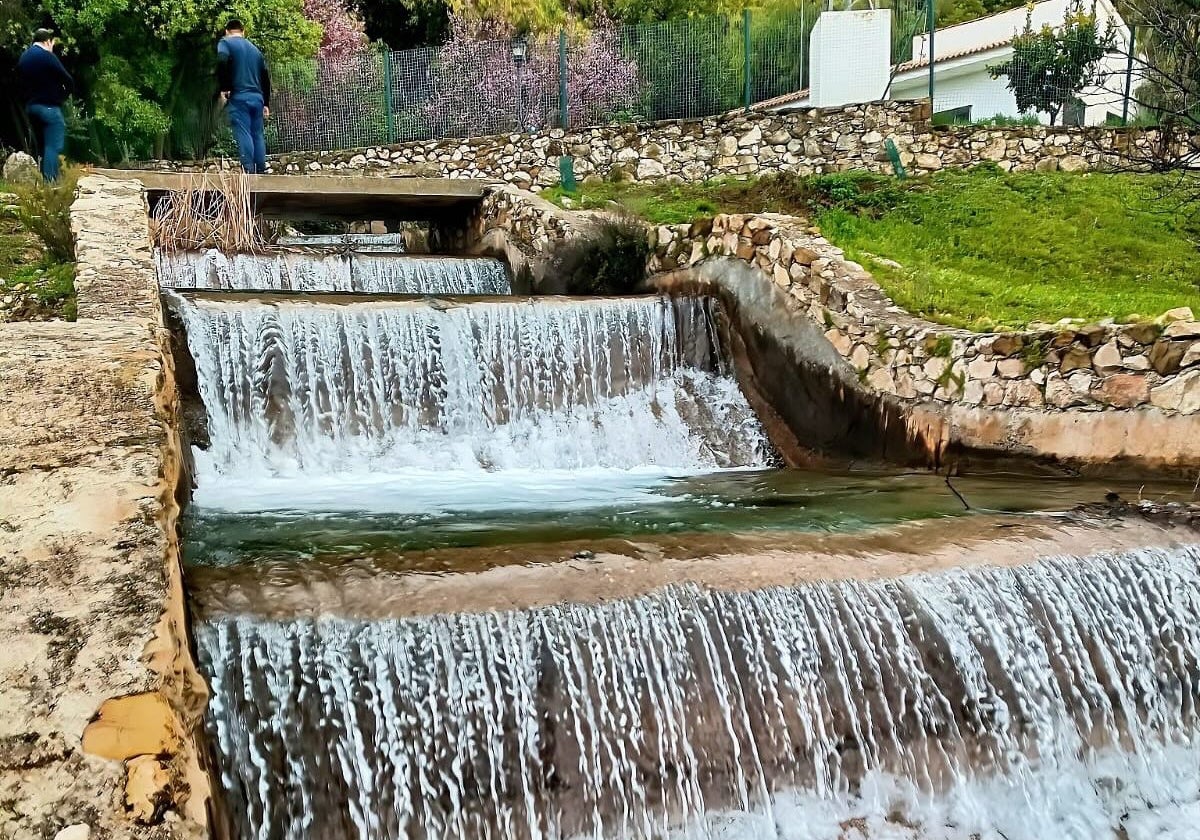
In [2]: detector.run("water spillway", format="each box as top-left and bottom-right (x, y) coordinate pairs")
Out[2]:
(195, 545), (1200, 840)
(158, 249), (511, 295)
(176, 295), (775, 481)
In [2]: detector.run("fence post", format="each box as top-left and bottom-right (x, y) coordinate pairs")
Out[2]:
(926, 0), (935, 111)
(559, 29), (569, 129)
(1121, 24), (1137, 126)
(743, 8), (752, 113)
(381, 46), (396, 144)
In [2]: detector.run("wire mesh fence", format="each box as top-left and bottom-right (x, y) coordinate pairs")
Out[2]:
(266, 4), (924, 154)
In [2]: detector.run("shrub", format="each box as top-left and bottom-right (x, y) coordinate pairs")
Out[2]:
(13, 169), (80, 264)
(551, 218), (650, 295)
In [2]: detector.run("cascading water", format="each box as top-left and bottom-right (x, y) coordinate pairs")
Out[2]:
(175, 295), (775, 508)
(157, 248), (511, 295)
(195, 545), (1200, 840)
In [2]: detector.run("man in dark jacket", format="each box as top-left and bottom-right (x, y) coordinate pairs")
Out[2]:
(217, 19), (271, 174)
(16, 29), (73, 182)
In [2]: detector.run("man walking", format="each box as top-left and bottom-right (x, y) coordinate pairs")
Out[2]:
(217, 19), (271, 174)
(17, 29), (73, 182)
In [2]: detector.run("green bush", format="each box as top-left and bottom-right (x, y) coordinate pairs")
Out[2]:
(13, 169), (80, 264)
(551, 218), (651, 295)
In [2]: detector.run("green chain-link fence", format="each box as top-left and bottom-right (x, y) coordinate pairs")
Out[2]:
(264, 3), (925, 154)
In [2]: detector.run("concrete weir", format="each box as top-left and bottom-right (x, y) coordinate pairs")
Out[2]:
(2, 172), (1199, 839)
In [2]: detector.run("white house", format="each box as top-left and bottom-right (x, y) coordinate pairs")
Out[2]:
(763, 0), (1137, 127)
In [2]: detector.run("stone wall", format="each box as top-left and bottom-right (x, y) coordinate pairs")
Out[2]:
(145, 100), (1193, 188)
(648, 214), (1200, 418)
(471, 185), (1200, 472)
(0, 176), (208, 840)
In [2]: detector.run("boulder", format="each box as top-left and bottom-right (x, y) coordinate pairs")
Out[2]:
(3, 151), (39, 186)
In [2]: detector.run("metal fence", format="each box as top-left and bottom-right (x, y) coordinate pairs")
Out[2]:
(265, 4), (924, 154)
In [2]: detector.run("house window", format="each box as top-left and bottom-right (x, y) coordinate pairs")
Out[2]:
(932, 105), (972, 126)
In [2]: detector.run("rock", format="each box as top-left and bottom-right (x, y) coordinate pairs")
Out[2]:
(1076, 324), (1107, 347)
(1005, 380), (1044, 407)
(980, 137), (1007, 161)
(1091, 340), (1122, 373)
(636, 159), (666, 180)
(967, 357), (996, 379)
(996, 357), (1027, 378)
(850, 343), (871, 371)
(1059, 346), (1093, 373)
(825, 328), (853, 356)
(126, 755), (170, 823)
(923, 357), (949, 380)
(3, 151), (40, 186)
(792, 246), (820, 266)
(963, 379), (985, 404)
(1096, 374), (1150, 408)
(1046, 374), (1087, 408)
(1163, 321), (1200, 339)
(1121, 321), (1159, 345)
(737, 126), (762, 148)
(913, 153), (943, 170)
(1149, 340), (1187, 376)
(1034, 157), (1059, 172)
(1182, 343), (1200, 369)
(867, 367), (895, 391)
(1149, 370), (1200, 413)
(1058, 154), (1088, 172)
(989, 335), (1023, 357)
(1122, 354), (1152, 371)
(1160, 306), (1195, 324)
(54, 827), (90, 840)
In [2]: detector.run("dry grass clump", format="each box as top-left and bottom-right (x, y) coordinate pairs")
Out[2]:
(150, 170), (265, 253)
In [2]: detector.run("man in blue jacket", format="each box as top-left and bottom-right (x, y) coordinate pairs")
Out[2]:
(16, 29), (73, 182)
(217, 19), (271, 174)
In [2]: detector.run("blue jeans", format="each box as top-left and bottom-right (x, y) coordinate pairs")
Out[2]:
(26, 104), (65, 182)
(226, 92), (267, 174)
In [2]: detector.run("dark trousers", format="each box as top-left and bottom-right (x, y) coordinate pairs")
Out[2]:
(227, 92), (267, 174)
(26, 103), (65, 182)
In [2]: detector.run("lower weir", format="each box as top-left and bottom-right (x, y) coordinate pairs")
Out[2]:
(196, 546), (1200, 840)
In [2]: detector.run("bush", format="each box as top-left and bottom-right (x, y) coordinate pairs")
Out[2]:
(13, 169), (80, 264)
(551, 218), (651, 295)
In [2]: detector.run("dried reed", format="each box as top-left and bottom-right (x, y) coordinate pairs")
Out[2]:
(150, 170), (266, 254)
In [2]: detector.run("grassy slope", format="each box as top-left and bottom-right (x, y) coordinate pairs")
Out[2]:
(546, 168), (1200, 331)
(820, 169), (1200, 331)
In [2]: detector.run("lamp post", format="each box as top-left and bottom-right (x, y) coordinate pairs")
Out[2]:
(512, 35), (528, 133)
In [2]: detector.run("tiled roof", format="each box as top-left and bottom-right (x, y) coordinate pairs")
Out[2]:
(894, 39), (1013, 72)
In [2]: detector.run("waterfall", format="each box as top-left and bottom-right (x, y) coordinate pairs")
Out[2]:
(176, 295), (776, 479)
(195, 545), (1200, 840)
(157, 249), (511, 295)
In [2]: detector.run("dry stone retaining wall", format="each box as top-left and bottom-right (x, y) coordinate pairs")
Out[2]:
(144, 100), (1193, 187)
(648, 214), (1200, 417)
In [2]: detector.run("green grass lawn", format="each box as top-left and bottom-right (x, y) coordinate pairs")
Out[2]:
(545, 167), (1200, 331)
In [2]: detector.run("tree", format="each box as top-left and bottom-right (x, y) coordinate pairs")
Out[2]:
(35, 0), (322, 160)
(988, 0), (1115, 125)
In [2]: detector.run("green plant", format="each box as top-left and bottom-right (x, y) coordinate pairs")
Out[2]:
(550, 217), (651, 295)
(13, 170), (80, 264)
(987, 0), (1114, 125)
(929, 334), (954, 357)
(1020, 337), (1049, 368)
(874, 330), (892, 357)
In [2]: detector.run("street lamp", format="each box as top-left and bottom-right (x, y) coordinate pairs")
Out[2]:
(512, 35), (528, 132)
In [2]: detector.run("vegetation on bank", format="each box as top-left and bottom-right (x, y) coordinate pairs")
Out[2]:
(0, 171), (79, 321)
(544, 167), (1200, 331)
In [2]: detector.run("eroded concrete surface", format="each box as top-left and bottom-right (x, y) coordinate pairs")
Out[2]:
(0, 177), (207, 839)
(0, 322), (207, 839)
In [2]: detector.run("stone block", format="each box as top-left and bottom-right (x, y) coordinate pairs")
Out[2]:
(1150, 370), (1200, 413)
(1091, 340), (1122, 373)
(1150, 340), (1187, 376)
(1096, 374), (1150, 408)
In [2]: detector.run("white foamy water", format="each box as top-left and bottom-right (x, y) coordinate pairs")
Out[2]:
(195, 546), (1200, 840)
(177, 296), (776, 497)
(157, 248), (511, 295)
